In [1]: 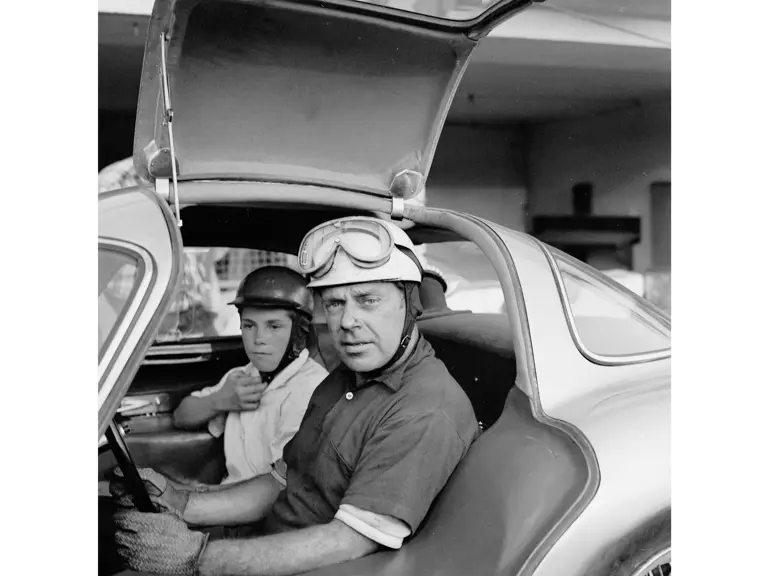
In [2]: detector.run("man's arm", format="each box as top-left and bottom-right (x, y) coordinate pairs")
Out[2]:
(184, 472), (283, 527)
(197, 519), (379, 576)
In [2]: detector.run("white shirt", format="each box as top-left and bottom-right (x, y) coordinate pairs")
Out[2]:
(192, 349), (328, 484)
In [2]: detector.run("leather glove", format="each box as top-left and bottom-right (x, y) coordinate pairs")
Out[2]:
(109, 467), (191, 518)
(114, 508), (208, 576)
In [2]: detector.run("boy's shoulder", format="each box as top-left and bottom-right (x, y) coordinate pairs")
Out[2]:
(297, 356), (331, 387)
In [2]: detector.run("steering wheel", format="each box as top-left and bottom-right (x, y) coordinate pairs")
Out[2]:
(105, 419), (155, 513)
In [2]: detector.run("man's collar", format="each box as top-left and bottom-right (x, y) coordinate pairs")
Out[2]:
(350, 332), (424, 393)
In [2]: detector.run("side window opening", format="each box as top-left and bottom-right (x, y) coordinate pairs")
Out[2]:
(155, 248), (299, 342)
(555, 253), (670, 358)
(421, 241), (505, 315)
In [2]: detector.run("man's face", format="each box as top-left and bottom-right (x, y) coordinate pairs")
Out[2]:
(320, 282), (405, 373)
(240, 307), (293, 372)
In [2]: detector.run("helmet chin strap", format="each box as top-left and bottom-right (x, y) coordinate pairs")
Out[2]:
(363, 282), (422, 379)
(258, 312), (308, 384)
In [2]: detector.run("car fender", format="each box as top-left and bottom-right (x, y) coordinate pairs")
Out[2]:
(530, 370), (670, 576)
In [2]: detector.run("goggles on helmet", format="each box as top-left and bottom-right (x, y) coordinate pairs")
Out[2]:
(298, 217), (397, 279)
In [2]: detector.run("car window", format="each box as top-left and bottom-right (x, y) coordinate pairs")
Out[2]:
(98, 248), (141, 369)
(555, 255), (670, 357)
(155, 248), (299, 342)
(422, 241), (504, 314)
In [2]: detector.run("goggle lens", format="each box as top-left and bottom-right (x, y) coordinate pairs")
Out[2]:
(299, 218), (395, 276)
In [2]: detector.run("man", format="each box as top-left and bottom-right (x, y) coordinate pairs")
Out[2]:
(111, 216), (479, 576)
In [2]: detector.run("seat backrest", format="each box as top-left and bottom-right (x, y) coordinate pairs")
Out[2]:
(395, 387), (591, 574)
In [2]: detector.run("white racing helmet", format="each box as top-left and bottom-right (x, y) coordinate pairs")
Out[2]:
(298, 217), (422, 288)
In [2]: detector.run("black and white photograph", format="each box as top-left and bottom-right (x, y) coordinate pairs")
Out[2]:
(6, 0), (764, 574)
(96, 1), (673, 575)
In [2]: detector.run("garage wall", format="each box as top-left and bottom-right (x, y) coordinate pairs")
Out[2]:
(526, 99), (671, 273)
(427, 124), (528, 232)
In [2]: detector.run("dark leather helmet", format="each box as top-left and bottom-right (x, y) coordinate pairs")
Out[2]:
(229, 266), (314, 317)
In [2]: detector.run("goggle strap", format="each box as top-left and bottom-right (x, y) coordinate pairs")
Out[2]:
(398, 246), (424, 277)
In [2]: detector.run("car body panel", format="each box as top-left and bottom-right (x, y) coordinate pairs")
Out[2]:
(530, 374), (670, 576)
(490, 223), (670, 414)
(98, 186), (183, 438)
(133, 0), (531, 193)
(486, 223), (670, 575)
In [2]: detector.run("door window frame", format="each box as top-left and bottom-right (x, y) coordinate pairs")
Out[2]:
(542, 245), (671, 366)
(98, 238), (156, 404)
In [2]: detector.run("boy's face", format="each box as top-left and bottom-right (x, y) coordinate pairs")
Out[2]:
(240, 307), (293, 372)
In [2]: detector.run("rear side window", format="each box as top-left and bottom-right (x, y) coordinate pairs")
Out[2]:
(98, 248), (142, 369)
(422, 241), (504, 314)
(155, 248), (299, 342)
(555, 255), (670, 358)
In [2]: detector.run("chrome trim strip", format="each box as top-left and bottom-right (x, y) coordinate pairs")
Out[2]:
(630, 547), (671, 576)
(390, 197), (405, 220)
(142, 355), (209, 366)
(98, 239), (155, 409)
(144, 343), (214, 356)
(535, 239), (671, 367)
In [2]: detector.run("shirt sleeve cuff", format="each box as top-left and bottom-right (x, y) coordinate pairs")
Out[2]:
(207, 415), (225, 438)
(270, 460), (287, 488)
(334, 504), (411, 549)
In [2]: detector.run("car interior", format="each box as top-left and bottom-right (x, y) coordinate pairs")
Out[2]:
(98, 202), (590, 576)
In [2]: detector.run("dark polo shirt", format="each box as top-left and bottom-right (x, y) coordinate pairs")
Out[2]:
(266, 333), (479, 535)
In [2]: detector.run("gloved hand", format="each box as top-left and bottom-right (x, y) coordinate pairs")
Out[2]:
(114, 508), (208, 576)
(110, 467), (191, 518)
